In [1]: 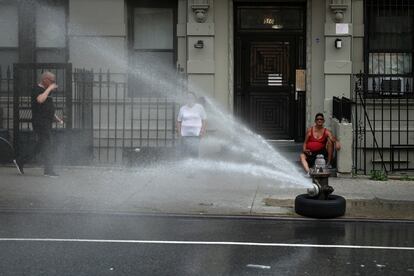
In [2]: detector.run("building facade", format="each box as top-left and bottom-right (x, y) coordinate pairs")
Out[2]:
(0, 0), (413, 174)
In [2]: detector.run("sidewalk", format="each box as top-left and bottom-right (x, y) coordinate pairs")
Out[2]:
(0, 164), (413, 220)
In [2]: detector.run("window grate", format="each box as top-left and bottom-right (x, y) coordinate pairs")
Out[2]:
(267, 73), (283, 86)
(365, 0), (414, 98)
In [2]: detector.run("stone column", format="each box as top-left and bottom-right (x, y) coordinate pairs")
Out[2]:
(186, 0), (215, 98)
(324, 0), (355, 174)
(332, 120), (353, 173)
(324, 0), (352, 125)
(177, 0), (188, 74)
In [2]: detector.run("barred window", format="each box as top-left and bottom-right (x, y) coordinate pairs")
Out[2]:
(366, 0), (414, 96)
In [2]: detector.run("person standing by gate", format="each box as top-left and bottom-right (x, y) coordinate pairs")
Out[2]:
(176, 92), (207, 158)
(14, 71), (62, 177)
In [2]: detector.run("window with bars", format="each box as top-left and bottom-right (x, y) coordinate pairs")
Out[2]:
(366, 0), (414, 96)
(127, 0), (177, 97)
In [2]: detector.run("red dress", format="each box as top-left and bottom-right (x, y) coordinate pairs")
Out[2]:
(306, 127), (328, 153)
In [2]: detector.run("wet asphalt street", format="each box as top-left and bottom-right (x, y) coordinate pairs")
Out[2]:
(0, 211), (413, 276)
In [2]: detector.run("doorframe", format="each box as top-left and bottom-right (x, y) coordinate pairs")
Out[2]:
(232, 1), (307, 141)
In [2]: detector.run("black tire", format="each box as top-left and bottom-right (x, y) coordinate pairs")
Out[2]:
(0, 137), (15, 164)
(295, 194), (346, 219)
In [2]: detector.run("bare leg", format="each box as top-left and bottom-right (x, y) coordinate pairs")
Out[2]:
(327, 140), (334, 165)
(300, 153), (310, 173)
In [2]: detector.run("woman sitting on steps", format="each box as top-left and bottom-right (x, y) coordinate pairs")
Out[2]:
(300, 113), (341, 175)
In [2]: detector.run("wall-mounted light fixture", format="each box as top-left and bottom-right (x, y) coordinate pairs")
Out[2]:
(194, 40), (204, 49)
(335, 38), (342, 49)
(271, 24), (283, 29)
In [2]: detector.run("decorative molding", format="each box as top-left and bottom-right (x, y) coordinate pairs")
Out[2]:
(191, 0), (210, 23)
(329, 0), (348, 22)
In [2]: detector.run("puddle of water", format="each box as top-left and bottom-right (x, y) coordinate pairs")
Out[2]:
(347, 198), (414, 219)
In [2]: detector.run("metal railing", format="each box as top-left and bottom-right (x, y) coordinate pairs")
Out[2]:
(0, 66), (13, 138)
(0, 64), (186, 165)
(333, 96), (352, 123)
(73, 69), (184, 164)
(353, 73), (414, 174)
(391, 145), (414, 171)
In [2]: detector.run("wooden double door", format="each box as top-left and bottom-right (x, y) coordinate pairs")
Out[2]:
(234, 4), (306, 141)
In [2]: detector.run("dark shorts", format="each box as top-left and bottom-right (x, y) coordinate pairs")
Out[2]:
(306, 148), (328, 168)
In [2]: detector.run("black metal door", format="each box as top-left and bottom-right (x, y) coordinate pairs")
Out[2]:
(236, 37), (295, 140)
(234, 3), (306, 141)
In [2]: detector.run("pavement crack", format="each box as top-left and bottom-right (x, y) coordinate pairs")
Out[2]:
(249, 185), (260, 214)
(115, 178), (155, 208)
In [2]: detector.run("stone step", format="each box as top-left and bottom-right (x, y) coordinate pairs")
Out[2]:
(268, 141), (302, 163)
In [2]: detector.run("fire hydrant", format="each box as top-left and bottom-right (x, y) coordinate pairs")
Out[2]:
(307, 154), (334, 199)
(307, 170), (334, 200)
(294, 154), (346, 218)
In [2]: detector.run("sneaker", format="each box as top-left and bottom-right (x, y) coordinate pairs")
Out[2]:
(13, 159), (24, 175)
(44, 171), (59, 177)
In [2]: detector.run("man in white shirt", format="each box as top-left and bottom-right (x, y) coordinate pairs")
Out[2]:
(176, 92), (207, 158)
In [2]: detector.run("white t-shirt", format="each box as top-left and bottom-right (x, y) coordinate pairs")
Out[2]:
(177, 103), (207, 136)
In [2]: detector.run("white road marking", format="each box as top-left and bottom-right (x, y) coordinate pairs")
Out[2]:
(246, 264), (271, 269)
(0, 238), (413, 251)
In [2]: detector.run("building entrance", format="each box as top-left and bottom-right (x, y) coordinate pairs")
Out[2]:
(234, 3), (306, 141)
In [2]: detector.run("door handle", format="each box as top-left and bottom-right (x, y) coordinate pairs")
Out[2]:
(290, 84), (298, 100)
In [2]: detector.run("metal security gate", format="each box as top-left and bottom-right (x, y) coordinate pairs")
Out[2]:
(73, 69), (183, 165)
(353, 73), (414, 174)
(355, 0), (414, 174)
(1, 63), (189, 165)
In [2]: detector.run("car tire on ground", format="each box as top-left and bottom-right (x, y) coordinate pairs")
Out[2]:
(0, 137), (15, 164)
(295, 194), (346, 219)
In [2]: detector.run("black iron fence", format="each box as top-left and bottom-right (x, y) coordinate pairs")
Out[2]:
(333, 96), (352, 123)
(295, 90), (306, 142)
(0, 66), (12, 140)
(74, 69), (184, 164)
(353, 73), (414, 174)
(0, 64), (186, 165)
